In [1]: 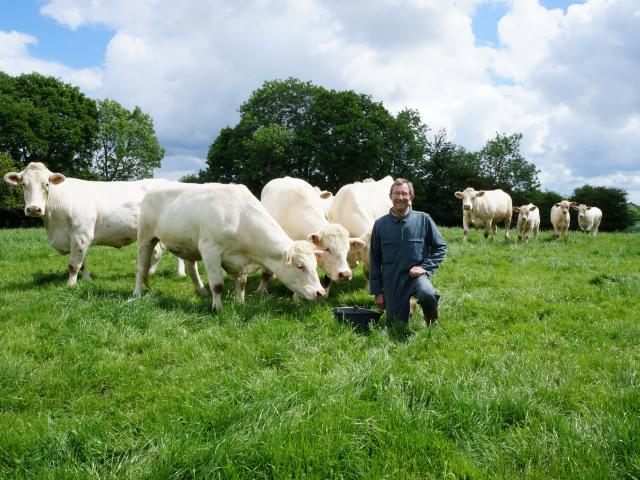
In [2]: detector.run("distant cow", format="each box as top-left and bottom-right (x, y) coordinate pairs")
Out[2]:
(550, 200), (576, 237)
(513, 204), (540, 243)
(573, 204), (603, 236)
(454, 188), (513, 241)
(3, 162), (184, 285)
(258, 177), (365, 294)
(327, 175), (394, 289)
(132, 182), (326, 311)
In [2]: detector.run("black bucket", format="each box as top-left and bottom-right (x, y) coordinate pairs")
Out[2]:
(333, 306), (382, 328)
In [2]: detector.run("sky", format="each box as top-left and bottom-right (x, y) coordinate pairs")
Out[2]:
(1, 0), (639, 203)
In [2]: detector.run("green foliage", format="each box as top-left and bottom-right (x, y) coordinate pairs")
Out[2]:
(1, 227), (639, 478)
(92, 99), (165, 181)
(0, 72), (98, 177)
(477, 132), (541, 194)
(200, 78), (427, 195)
(571, 184), (633, 232)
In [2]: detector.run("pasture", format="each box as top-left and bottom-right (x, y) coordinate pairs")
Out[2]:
(1, 227), (639, 479)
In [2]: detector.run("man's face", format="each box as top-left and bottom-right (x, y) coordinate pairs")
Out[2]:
(390, 183), (414, 213)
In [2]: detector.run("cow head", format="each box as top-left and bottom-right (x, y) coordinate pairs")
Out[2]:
(554, 200), (576, 214)
(307, 224), (365, 283)
(573, 203), (591, 219)
(278, 240), (327, 300)
(514, 204), (537, 224)
(454, 187), (485, 211)
(3, 162), (65, 217)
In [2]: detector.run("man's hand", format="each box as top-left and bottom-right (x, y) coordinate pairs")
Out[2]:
(374, 293), (385, 310)
(409, 266), (427, 278)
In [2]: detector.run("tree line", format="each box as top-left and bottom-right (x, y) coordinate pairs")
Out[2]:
(1, 73), (635, 230)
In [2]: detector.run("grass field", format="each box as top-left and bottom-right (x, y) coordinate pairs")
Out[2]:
(1, 227), (639, 479)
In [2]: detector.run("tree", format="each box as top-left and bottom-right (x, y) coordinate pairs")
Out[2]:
(197, 78), (427, 195)
(409, 128), (484, 226)
(0, 72), (98, 177)
(91, 99), (165, 181)
(571, 185), (633, 231)
(478, 132), (540, 196)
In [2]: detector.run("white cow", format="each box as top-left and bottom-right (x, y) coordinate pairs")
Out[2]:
(550, 200), (576, 236)
(3, 162), (184, 285)
(258, 177), (365, 294)
(133, 182), (327, 311)
(454, 188), (513, 241)
(513, 204), (540, 243)
(327, 175), (394, 288)
(573, 204), (603, 236)
(313, 185), (334, 216)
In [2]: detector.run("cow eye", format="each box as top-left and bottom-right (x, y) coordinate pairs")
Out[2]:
(324, 247), (331, 253)
(296, 264), (305, 271)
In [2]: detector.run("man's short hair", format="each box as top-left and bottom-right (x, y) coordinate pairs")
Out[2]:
(390, 178), (414, 196)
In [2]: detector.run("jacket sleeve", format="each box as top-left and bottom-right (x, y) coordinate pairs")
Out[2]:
(369, 221), (383, 295)
(420, 216), (448, 276)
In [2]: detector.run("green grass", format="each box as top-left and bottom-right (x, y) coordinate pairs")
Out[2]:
(1, 227), (639, 479)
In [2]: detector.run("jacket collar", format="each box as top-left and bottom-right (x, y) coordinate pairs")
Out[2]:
(390, 206), (413, 222)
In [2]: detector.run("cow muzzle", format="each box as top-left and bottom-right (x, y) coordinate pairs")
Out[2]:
(463, 204), (471, 210)
(336, 270), (352, 282)
(25, 205), (44, 217)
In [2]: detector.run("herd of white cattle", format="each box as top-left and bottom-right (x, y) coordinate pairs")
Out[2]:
(4, 163), (603, 312)
(454, 187), (603, 243)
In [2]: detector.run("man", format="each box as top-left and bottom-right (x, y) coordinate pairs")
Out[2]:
(369, 178), (448, 325)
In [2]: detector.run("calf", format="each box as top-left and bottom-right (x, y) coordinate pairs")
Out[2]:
(513, 204), (540, 243)
(550, 200), (576, 236)
(133, 182), (326, 311)
(573, 204), (603, 236)
(3, 162), (184, 285)
(454, 188), (513, 241)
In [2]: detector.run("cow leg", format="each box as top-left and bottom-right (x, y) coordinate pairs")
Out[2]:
(176, 257), (186, 277)
(147, 242), (164, 275)
(133, 236), (159, 297)
(363, 259), (370, 293)
(67, 233), (92, 286)
(200, 249), (225, 311)
(483, 221), (491, 239)
(185, 260), (208, 297)
(234, 274), (248, 303)
(462, 215), (470, 242)
(492, 222), (498, 239)
(80, 259), (92, 282)
(255, 270), (273, 294)
(504, 217), (510, 240)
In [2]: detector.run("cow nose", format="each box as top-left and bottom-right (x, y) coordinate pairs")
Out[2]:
(315, 289), (326, 299)
(463, 204), (471, 210)
(25, 206), (43, 217)
(338, 271), (352, 281)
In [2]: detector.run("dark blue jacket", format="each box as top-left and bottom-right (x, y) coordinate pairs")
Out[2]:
(369, 209), (447, 297)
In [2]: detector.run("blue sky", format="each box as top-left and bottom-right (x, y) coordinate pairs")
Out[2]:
(0, 0), (638, 202)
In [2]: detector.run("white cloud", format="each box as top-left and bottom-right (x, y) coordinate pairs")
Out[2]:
(0, 30), (102, 90)
(1, 0), (638, 202)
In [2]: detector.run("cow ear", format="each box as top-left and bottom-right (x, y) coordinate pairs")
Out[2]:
(554, 203), (561, 208)
(319, 191), (332, 199)
(49, 173), (66, 185)
(513, 207), (520, 213)
(572, 205), (579, 211)
(3, 172), (22, 186)
(282, 248), (293, 265)
(477, 191), (486, 197)
(530, 205), (537, 211)
(454, 191), (463, 199)
(349, 238), (366, 251)
(587, 206), (592, 210)
(307, 233), (322, 246)
(570, 201), (577, 206)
